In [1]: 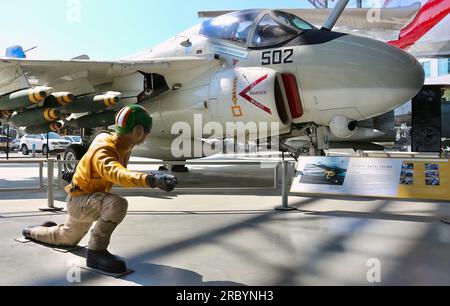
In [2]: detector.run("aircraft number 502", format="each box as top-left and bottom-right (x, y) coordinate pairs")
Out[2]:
(261, 49), (294, 65)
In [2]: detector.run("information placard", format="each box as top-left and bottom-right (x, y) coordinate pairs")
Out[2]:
(291, 157), (450, 201)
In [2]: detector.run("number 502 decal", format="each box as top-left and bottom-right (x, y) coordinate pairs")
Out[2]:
(261, 49), (294, 65)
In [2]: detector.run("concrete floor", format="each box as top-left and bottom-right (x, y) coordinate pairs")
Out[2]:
(0, 157), (449, 286)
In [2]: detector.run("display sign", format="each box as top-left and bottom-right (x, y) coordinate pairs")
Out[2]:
(291, 157), (450, 201)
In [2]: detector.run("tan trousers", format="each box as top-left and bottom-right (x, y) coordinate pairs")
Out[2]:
(30, 193), (128, 251)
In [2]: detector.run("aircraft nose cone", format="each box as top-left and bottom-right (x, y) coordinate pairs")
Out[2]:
(296, 31), (424, 123)
(342, 35), (424, 112)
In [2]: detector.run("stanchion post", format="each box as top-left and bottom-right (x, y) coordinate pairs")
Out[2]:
(275, 160), (297, 211)
(6, 125), (10, 160)
(57, 160), (63, 189)
(39, 161), (44, 191)
(273, 163), (278, 190)
(40, 159), (63, 212)
(46, 132), (49, 160)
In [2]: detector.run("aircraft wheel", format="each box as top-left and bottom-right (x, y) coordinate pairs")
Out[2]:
(63, 144), (87, 172)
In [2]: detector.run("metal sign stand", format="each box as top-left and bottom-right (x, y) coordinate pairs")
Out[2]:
(441, 217), (450, 225)
(39, 159), (63, 212)
(275, 152), (297, 211)
(46, 132), (49, 160)
(6, 125), (10, 160)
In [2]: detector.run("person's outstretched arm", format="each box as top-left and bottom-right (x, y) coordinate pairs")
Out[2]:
(93, 148), (149, 188)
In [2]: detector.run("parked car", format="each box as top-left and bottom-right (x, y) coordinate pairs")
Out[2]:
(64, 135), (83, 145)
(12, 138), (21, 151)
(0, 135), (14, 152)
(20, 133), (71, 156)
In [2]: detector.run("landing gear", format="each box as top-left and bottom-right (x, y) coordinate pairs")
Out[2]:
(280, 123), (324, 159)
(63, 144), (87, 172)
(279, 141), (303, 161)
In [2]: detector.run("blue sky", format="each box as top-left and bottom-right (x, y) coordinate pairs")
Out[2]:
(0, 0), (371, 60)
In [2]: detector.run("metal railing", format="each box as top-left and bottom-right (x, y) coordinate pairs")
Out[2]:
(0, 159), (45, 192)
(0, 158), (296, 211)
(361, 151), (442, 159)
(55, 160), (281, 191)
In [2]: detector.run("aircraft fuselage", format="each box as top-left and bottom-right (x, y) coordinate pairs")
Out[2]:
(125, 10), (424, 160)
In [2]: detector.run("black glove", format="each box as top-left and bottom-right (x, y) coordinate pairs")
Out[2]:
(62, 171), (76, 183)
(148, 173), (179, 192)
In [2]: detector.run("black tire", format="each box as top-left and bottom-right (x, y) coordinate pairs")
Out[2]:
(21, 145), (29, 156)
(42, 145), (49, 156)
(63, 144), (88, 172)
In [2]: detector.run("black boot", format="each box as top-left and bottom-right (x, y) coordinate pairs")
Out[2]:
(86, 249), (127, 274)
(22, 222), (58, 239)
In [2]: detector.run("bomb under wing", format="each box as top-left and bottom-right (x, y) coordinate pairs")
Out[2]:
(61, 93), (120, 114)
(0, 87), (53, 111)
(44, 92), (75, 109)
(11, 108), (61, 127)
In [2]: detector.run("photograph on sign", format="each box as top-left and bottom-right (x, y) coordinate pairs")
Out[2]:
(425, 163), (440, 186)
(400, 162), (415, 185)
(299, 160), (349, 186)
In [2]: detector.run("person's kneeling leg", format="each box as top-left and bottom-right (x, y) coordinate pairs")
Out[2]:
(87, 194), (129, 273)
(29, 217), (92, 247)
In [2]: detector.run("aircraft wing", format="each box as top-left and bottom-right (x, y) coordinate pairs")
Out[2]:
(0, 55), (217, 96)
(313, 163), (347, 173)
(313, 164), (335, 172)
(0, 54), (219, 133)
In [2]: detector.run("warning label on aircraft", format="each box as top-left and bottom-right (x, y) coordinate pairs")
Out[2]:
(239, 74), (272, 115)
(291, 157), (450, 201)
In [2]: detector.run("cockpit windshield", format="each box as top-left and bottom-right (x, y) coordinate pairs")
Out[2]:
(200, 9), (315, 48)
(200, 10), (260, 45)
(252, 11), (315, 48)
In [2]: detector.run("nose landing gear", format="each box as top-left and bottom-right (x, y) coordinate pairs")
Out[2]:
(281, 123), (324, 159)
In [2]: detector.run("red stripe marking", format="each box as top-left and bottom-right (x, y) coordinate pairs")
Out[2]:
(121, 108), (132, 128)
(116, 108), (126, 123)
(281, 73), (304, 119)
(239, 74), (272, 115)
(388, 0), (450, 50)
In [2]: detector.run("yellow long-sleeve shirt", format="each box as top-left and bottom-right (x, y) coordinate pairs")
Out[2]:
(66, 132), (149, 196)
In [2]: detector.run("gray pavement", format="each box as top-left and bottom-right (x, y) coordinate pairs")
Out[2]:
(0, 156), (449, 286)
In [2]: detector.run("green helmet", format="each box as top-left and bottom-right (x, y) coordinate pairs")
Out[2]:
(115, 105), (153, 135)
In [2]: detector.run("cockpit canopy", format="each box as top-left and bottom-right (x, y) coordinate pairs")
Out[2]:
(200, 9), (315, 48)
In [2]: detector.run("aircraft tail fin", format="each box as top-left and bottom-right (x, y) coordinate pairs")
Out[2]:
(5, 45), (26, 59)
